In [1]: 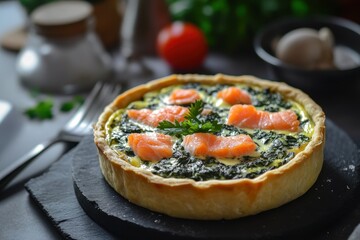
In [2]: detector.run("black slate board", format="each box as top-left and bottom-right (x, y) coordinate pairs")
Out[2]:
(72, 120), (360, 240)
(25, 148), (116, 239)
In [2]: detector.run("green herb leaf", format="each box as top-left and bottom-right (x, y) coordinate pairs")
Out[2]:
(158, 100), (222, 137)
(60, 95), (84, 112)
(185, 99), (203, 122)
(60, 101), (75, 112)
(158, 120), (187, 137)
(73, 95), (85, 105)
(24, 99), (54, 120)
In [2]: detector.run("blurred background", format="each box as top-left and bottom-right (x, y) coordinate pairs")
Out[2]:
(166, 0), (359, 53)
(12, 0), (360, 52)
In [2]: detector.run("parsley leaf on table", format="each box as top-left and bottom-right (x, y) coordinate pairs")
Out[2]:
(24, 99), (54, 120)
(60, 96), (84, 112)
(24, 95), (85, 120)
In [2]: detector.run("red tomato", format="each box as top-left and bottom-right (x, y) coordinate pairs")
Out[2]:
(157, 22), (208, 71)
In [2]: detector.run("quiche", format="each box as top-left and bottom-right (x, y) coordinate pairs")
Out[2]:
(94, 74), (325, 220)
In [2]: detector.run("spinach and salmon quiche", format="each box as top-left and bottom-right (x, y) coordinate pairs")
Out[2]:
(94, 74), (325, 220)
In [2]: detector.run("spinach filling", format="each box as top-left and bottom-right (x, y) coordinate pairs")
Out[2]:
(150, 138), (299, 181)
(107, 83), (312, 181)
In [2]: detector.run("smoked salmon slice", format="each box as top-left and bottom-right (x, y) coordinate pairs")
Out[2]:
(227, 105), (300, 132)
(128, 106), (188, 127)
(217, 87), (251, 105)
(128, 133), (173, 162)
(183, 133), (256, 158)
(168, 88), (201, 105)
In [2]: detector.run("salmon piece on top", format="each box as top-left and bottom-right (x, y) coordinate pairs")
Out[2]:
(168, 88), (201, 105)
(217, 87), (251, 105)
(128, 133), (173, 162)
(183, 133), (256, 158)
(128, 106), (188, 127)
(227, 105), (300, 132)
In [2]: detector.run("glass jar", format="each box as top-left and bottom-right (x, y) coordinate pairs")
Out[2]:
(16, 1), (112, 94)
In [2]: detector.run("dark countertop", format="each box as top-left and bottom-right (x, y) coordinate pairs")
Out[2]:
(0, 1), (359, 240)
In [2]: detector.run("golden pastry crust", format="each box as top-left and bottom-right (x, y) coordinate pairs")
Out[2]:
(94, 74), (325, 220)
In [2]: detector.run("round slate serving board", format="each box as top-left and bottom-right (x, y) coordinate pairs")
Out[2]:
(72, 120), (360, 240)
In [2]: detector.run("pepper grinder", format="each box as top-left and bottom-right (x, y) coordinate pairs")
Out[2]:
(115, 0), (170, 80)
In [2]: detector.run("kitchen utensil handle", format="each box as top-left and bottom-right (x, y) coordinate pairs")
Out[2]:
(0, 137), (59, 191)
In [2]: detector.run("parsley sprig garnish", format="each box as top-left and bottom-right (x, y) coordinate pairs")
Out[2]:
(157, 100), (222, 137)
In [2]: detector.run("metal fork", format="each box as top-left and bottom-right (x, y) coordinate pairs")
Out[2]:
(0, 80), (123, 191)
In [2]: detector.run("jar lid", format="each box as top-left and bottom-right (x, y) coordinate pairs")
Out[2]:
(31, 1), (93, 38)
